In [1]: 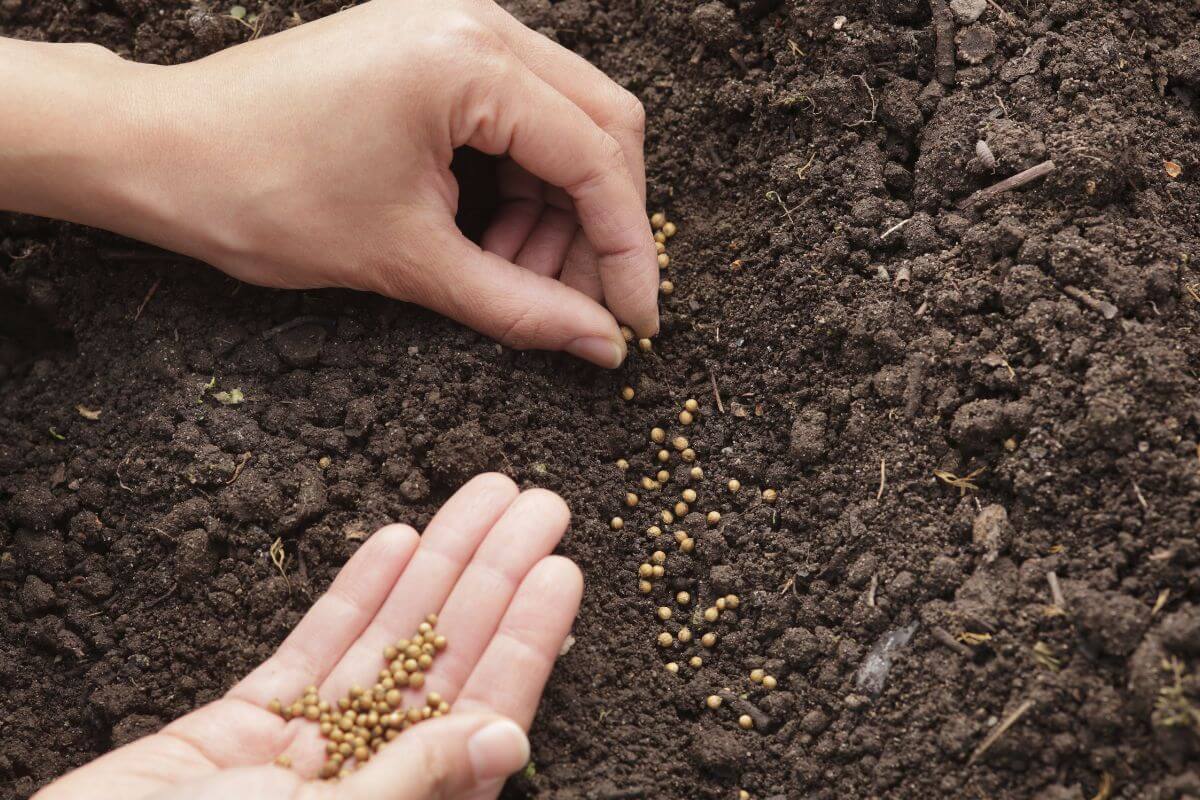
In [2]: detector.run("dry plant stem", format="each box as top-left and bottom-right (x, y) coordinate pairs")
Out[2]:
(956, 160), (1056, 209)
(1047, 570), (1066, 610)
(930, 0), (957, 87)
(968, 699), (1034, 765)
(931, 626), (973, 658)
(1062, 285), (1118, 320)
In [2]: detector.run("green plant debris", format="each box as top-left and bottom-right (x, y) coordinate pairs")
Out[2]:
(213, 388), (245, 406)
(229, 5), (247, 19)
(522, 762), (537, 780)
(48, 427), (65, 441)
(1154, 657), (1200, 731)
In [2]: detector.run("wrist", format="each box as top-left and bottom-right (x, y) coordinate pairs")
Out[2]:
(0, 39), (173, 240)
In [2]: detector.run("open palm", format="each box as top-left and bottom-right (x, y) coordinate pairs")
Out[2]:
(35, 474), (583, 800)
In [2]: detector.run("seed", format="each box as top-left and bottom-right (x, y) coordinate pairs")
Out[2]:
(707, 511), (721, 525)
(657, 449), (671, 463)
(663, 221), (677, 238)
(676, 591), (691, 605)
(652, 550), (667, 564)
(621, 386), (635, 401)
(639, 563), (653, 578)
(738, 714), (753, 730)
(750, 669), (764, 684)
(690, 466), (704, 480)
(702, 632), (717, 648)
(318, 456), (332, 469)
(617, 458), (629, 472)
(658, 632), (674, 647)
(657, 469), (671, 482)
(638, 338), (653, 353)
(672, 436), (689, 451)
(641, 476), (657, 490)
(677, 626), (693, 643)
(657, 606), (672, 621)
(762, 676), (778, 690)
(660, 509), (674, 525)
(728, 479), (741, 492)
(665, 661), (679, 673)
(679, 410), (694, 425)
(611, 517), (624, 531)
(620, 325), (634, 342)
(656, 241), (666, 254)
(274, 755), (292, 768)
(268, 699), (282, 715)
(651, 564), (664, 578)
(650, 212), (666, 229)
(410, 672), (426, 689)
(660, 280), (674, 296)
(704, 607), (719, 622)
(658, 253), (670, 268)
(651, 427), (666, 444)
(305, 705), (321, 720)
(682, 488), (697, 503)
(681, 448), (696, 462)
(433, 635), (447, 650)
(626, 492), (639, 507)
(689, 656), (703, 668)
(674, 501), (689, 517)
(674, 530), (688, 543)
(706, 695), (722, 710)
(684, 398), (699, 413)
(680, 537), (695, 554)
(654, 231), (666, 244)
(639, 580), (653, 593)
(646, 525), (662, 537)
(726, 594), (740, 609)
(740, 791), (751, 800)
(762, 488), (778, 503)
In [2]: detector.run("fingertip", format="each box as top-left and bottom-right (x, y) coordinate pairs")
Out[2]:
(460, 472), (520, 502)
(514, 488), (571, 532)
(538, 555), (584, 601)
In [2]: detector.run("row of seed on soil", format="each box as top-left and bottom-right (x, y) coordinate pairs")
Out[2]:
(266, 614), (448, 780)
(616, 215), (781, 736)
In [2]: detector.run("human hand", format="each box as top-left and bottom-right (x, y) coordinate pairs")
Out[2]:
(33, 474), (583, 800)
(0, 0), (657, 367)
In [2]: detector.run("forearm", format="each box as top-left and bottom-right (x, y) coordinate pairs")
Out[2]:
(0, 38), (160, 231)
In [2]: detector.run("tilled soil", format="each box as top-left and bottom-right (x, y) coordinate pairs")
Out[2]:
(3, 1), (1200, 798)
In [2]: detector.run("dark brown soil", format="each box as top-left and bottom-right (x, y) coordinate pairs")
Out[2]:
(3, 1), (1200, 798)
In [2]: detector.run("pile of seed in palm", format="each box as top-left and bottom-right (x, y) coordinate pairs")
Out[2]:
(267, 613), (448, 779)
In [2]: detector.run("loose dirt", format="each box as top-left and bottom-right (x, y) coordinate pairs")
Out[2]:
(2, 1), (1199, 798)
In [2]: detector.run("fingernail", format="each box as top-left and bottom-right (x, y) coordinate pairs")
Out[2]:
(566, 336), (625, 368)
(468, 719), (530, 782)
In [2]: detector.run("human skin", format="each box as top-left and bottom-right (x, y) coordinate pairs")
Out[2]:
(0, 0), (658, 367)
(33, 474), (584, 800)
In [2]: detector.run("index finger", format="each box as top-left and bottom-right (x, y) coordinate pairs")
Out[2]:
(456, 59), (659, 336)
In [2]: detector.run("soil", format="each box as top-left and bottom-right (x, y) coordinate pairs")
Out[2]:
(2, 0), (1200, 798)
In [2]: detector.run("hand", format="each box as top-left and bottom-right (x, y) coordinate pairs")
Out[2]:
(34, 475), (583, 800)
(0, 0), (658, 367)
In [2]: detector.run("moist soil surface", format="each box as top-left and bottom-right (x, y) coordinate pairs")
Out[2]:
(3, 1), (1200, 798)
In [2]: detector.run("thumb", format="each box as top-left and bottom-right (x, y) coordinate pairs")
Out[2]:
(334, 713), (529, 800)
(403, 224), (629, 368)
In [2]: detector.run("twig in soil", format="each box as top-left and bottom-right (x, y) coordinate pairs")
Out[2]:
(1062, 285), (1118, 320)
(987, 0), (1018, 26)
(133, 278), (161, 321)
(876, 457), (887, 500)
(1047, 570), (1066, 611)
(270, 536), (292, 591)
(709, 369), (725, 414)
(934, 467), (985, 495)
(956, 160), (1056, 209)
(894, 265), (911, 292)
(1186, 283), (1200, 304)
(227, 451), (252, 485)
(881, 218), (911, 239)
(796, 151), (817, 180)
(866, 573), (878, 607)
(847, 75), (877, 127)
(1152, 588), (1170, 617)
(929, 0), (957, 87)
(717, 691), (772, 731)
(765, 190), (807, 226)
(968, 699), (1034, 766)
(1131, 480), (1149, 510)
(932, 626), (973, 658)
(144, 581), (178, 610)
(1092, 773), (1114, 800)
